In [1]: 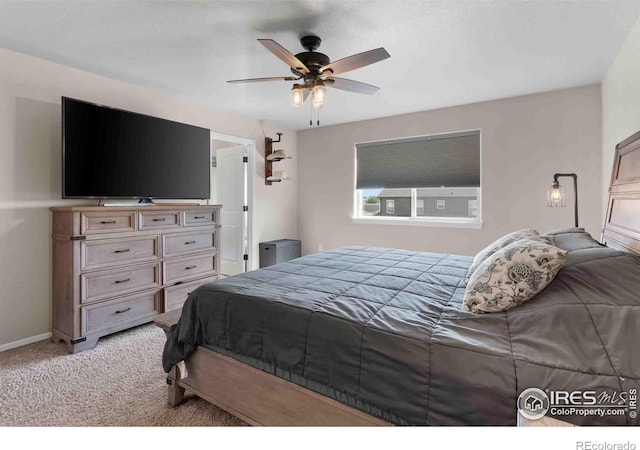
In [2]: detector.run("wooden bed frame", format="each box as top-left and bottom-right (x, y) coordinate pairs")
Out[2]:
(602, 129), (640, 256)
(155, 130), (640, 426)
(154, 310), (388, 426)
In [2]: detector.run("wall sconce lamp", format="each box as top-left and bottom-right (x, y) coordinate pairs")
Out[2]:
(547, 173), (578, 227)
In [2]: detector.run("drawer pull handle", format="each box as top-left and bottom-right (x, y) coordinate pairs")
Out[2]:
(193, 216), (206, 219)
(115, 307), (131, 314)
(152, 218), (167, 222)
(114, 249), (130, 253)
(184, 240), (196, 245)
(114, 278), (130, 284)
(101, 220), (117, 224)
(185, 265), (197, 270)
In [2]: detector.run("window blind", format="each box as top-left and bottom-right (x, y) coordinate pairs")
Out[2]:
(356, 130), (480, 189)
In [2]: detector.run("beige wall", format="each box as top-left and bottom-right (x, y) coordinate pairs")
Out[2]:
(297, 85), (602, 257)
(602, 17), (640, 221)
(0, 48), (298, 347)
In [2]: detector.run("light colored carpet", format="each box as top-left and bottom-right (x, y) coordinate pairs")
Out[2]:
(0, 324), (246, 426)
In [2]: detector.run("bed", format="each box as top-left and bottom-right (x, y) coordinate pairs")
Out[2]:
(159, 130), (640, 426)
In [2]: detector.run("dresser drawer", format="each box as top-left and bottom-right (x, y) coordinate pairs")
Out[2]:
(81, 235), (160, 271)
(164, 276), (218, 312)
(139, 210), (181, 230)
(81, 262), (161, 304)
(81, 290), (161, 335)
(81, 212), (137, 234)
(184, 210), (216, 227)
(163, 253), (217, 284)
(163, 231), (215, 258)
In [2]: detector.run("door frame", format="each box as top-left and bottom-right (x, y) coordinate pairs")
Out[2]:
(210, 131), (257, 272)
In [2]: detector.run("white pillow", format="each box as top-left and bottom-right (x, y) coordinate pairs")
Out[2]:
(466, 229), (540, 281)
(463, 239), (567, 314)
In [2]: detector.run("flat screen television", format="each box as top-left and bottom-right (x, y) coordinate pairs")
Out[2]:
(62, 97), (210, 201)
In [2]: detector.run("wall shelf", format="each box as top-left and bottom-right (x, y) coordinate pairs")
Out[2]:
(265, 133), (283, 185)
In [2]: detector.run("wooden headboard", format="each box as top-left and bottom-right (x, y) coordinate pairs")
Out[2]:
(602, 130), (640, 255)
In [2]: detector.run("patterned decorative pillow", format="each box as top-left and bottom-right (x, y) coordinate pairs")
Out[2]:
(463, 239), (568, 314)
(466, 229), (540, 282)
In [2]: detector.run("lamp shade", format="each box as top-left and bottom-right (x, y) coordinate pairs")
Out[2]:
(547, 182), (566, 207)
(546, 173), (578, 227)
(291, 87), (305, 107)
(312, 85), (326, 109)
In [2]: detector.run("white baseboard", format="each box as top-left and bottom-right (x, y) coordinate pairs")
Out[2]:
(0, 332), (52, 352)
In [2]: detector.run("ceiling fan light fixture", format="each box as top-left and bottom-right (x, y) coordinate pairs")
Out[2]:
(228, 36), (390, 123)
(290, 85), (305, 107)
(312, 84), (326, 109)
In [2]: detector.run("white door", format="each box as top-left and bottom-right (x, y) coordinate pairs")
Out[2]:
(216, 145), (246, 276)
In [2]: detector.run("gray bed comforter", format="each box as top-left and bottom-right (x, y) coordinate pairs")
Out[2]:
(162, 245), (640, 426)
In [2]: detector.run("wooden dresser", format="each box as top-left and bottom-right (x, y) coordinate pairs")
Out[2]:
(50, 204), (221, 353)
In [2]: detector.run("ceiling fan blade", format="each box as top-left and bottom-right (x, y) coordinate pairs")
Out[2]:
(320, 47), (390, 76)
(258, 39), (310, 74)
(325, 77), (380, 95)
(226, 76), (299, 83)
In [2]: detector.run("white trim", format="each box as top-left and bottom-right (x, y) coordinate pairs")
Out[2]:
(0, 332), (52, 352)
(352, 217), (484, 229)
(210, 131), (257, 271)
(411, 190), (417, 216)
(209, 131), (255, 146)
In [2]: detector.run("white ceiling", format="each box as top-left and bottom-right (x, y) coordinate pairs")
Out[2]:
(1, 1), (639, 130)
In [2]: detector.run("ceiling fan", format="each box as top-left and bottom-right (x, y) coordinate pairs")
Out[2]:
(227, 35), (390, 117)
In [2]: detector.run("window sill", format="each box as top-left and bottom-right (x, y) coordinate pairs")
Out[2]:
(352, 216), (484, 229)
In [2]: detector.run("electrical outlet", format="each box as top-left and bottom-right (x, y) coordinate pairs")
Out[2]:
(318, 244), (324, 252)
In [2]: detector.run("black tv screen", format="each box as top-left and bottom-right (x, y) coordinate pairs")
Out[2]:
(62, 97), (210, 200)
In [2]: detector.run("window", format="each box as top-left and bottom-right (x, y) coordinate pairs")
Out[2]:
(354, 130), (481, 227)
(386, 199), (395, 214)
